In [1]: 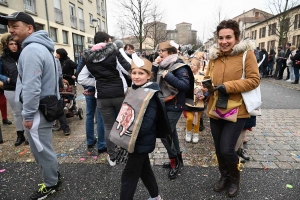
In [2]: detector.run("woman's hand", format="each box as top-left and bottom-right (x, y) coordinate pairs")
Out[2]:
(162, 70), (168, 78)
(154, 56), (163, 64)
(72, 75), (76, 79)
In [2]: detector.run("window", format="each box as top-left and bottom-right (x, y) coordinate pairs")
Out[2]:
(281, 18), (290, 32)
(87, 37), (93, 44)
(54, 0), (63, 23)
(101, 0), (106, 16)
(78, 8), (85, 31)
(97, 18), (101, 31)
(62, 30), (68, 44)
(96, 0), (100, 15)
(294, 14), (300, 30)
(89, 13), (93, 26)
(268, 23), (276, 36)
(69, 3), (77, 28)
(24, 0), (36, 13)
(267, 40), (275, 52)
(102, 20), (106, 31)
(0, 23), (7, 34)
(259, 27), (266, 38)
(50, 27), (57, 42)
(35, 23), (44, 31)
(72, 33), (84, 63)
(251, 30), (257, 40)
(259, 42), (265, 49)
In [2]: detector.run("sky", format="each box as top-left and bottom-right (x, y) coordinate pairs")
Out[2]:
(106, 0), (273, 43)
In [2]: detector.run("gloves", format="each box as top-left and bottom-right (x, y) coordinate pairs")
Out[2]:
(214, 84), (227, 94)
(214, 84), (228, 109)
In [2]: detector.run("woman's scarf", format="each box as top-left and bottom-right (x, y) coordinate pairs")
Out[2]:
(8, 50), (21, 62)
(159, 54), (178, 68)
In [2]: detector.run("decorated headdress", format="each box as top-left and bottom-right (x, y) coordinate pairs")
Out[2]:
(131, 53), (152, 73)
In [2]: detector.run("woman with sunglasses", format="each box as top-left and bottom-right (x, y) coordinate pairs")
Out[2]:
(0, 33), (28, 146)
(152, 40), (194, 179)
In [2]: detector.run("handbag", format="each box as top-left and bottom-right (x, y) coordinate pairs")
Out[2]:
(39, 96), (64, 121)
(39, 52), (64, 121)
(209, 94), (243, 122)
(241, 51), (262, 113)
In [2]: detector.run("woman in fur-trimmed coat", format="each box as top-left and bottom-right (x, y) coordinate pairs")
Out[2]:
(204, 20), (260, 197)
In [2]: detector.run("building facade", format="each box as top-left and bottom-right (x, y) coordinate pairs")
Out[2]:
(245, 5), (300, 52)
(167, 22), (197, 45)
(0, 0), (107, 63)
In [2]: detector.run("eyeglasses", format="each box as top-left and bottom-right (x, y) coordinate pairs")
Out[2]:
(157, 49), (167, 53)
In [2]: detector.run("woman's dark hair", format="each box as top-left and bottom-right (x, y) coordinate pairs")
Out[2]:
(166, 47), (177, 54)
(217, 20), (240, 40)
(124, 44), (134, 50)
(94, 31), (111, 44)
(56, 48), (68, 59)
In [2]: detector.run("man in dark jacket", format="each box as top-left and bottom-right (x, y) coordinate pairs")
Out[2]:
(275, 46), (285, 79)
(291, 47), (300, 84)
(83, 31), (131, 166)
(259, 47), (268, 78)
(277, 43), (291, 80)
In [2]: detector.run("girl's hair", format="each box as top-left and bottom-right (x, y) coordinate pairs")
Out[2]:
(269, 49), (276, 55)
(130, 68), (152, 76)
(290, 45), (297, 51)
(166, 47), (177, 54)
(124, 44), (134, 50)
(217, 20), (240, 40)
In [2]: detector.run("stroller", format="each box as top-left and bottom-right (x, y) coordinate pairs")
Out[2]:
(52, 75), (83, 130)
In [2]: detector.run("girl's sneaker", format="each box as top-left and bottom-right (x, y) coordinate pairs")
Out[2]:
(148, 195), (162, 200)
(185, 131), (192, 142)
(192, 134), (199, 143)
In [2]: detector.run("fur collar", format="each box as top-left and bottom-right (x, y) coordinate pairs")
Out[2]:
(208, 39), (256, 60)
(83, 42), (118, 63)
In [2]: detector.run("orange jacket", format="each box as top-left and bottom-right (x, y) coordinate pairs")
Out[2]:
(205, 40), (260, 119)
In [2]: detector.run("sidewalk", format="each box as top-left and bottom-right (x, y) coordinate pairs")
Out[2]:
(1, 78), (300, 170)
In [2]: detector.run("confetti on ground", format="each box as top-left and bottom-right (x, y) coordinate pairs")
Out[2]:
(87, 152), (92, 155)
(19, 149), (28, 155)
(291, 153), (297, 156)
(61, 154), (66, 157)
(286, 184), (293, 189)
(56, 154), (60, 157)
(286, 132), (291, 135)
(26, 159), (32, 162)
(69, 148), (74, 151)
(0, 169), (5, 173)
(93, 156), (98, 159)
(80, 158), (85, 161)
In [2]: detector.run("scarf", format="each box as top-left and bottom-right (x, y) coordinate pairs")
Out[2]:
(8, 50), (21, 62)
(159, 54), (178, 69)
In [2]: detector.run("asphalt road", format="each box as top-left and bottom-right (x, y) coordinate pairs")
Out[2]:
(1, 162), (300, 200)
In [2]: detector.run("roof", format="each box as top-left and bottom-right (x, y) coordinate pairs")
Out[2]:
(176, 22), (192, 25)
(232, 8), (272, 19)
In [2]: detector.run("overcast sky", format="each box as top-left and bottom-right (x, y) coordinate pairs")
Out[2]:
(106, 0), (273, 42)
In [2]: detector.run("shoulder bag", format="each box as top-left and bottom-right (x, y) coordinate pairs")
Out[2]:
(241, 51), (262, 113)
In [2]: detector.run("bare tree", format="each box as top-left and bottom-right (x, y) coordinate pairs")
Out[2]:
(263, 0), (300, 46)
(144, 4), (168, 49)
(115, 0), (157, 51)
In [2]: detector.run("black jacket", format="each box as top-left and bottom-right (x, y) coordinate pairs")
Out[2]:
(259, 50), (268, 67)
(134, 82), (172, 153)
(83, 43), (131, 99)
(1, 55), (19, 91)
(291, 49), (300, 68)
(59, 56), (77, 85)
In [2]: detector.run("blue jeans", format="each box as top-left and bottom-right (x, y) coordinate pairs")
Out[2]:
(85, 95), (106, 150)
(294, 67), (299, 81)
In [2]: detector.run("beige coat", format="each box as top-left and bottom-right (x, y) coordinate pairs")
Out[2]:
(205, 40), (260, 119)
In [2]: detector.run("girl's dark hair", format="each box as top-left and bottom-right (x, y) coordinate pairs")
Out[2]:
(270, 49), (276, 55)
(166, 47), (177, 54)
(217, 20), (240, 40)
(124, 44), (134, 50)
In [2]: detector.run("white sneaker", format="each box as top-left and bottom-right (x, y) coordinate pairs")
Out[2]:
(192, 134), (199, 143)
(106, 155), (116, 166)
(148, 195), (162, 200)
(286, 79), (292, 82)
(185, 131), (192, 142)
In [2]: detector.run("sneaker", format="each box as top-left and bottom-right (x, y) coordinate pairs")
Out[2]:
(30, 181), (62, 200)
(286, 79), (292, 82)
(106, 155), (116, 166)
(63, 128), (71, 136)
(148, 195), (162, 200)
(192, 134), (199, 143)
(185, 131), (192, 142)
(25, 139), (29, 145)
(63, 107), (68, 114)
(2, 119), (12, 125)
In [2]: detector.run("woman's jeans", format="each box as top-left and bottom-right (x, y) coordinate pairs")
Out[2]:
(288, 66), (295, 81)
(210, 118), (247, 163)
(85, 95), (106, 150)
(294, 67), (299, 81)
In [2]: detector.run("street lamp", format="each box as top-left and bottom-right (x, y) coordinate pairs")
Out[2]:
(92, 19), (98, 34)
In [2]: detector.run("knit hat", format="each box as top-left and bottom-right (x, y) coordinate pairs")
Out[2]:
(0, 12), (36, 30)
(158, 40), (179, 50)
(114, 40), (123, 49)
(131, 53), (152, 73)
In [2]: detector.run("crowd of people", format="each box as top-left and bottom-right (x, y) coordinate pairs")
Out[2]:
(0, 11), (296, 200)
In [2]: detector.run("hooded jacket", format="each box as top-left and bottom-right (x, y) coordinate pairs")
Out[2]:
(206, 39), (260, 119)
(83, 43), (131, 99)
(15, 30), (61, 121)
